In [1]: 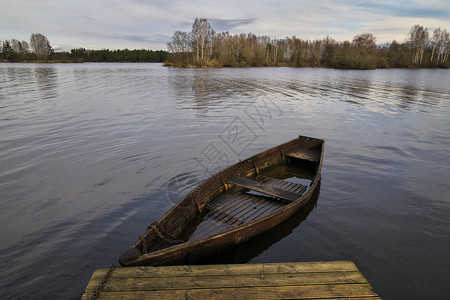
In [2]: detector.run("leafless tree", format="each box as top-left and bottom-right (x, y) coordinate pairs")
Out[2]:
(30, 33), (52, 59)
(167, 31), (192, 65)
(407, 25), (429, 66)
(167, 31), (191, 53)
(21, 41), (29, 53)
(431, 28), (449, 64)
(191, 18), (214, 63)
(9, 40), (28, 55)
(352, 33), (377, 52)
(11, 39), (21, 53)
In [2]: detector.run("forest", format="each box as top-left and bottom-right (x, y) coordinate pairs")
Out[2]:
(0, 33), (167, 63)
(66, 48), (167, 63)
(167, 18), (450, 69)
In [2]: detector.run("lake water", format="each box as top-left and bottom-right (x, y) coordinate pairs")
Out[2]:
(0, 63), (449, 299)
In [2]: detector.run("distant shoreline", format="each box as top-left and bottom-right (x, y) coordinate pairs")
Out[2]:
(0, 60), (164, 64)
(163, 61), (448, 70)
(2, 60), (448, 70)
(1, 59), (82, 63)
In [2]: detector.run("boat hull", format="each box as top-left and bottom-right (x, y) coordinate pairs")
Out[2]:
(120, 135), (324, 266)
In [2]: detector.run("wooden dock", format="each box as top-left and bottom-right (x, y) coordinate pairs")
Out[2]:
(82, 261), (380, 299)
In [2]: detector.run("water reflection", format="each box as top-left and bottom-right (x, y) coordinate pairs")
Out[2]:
(34, 66), (58, 99)
(344, 76), (374, 102)
(0, 66), (35, 100)
(192, 71), (213, 115)
(169, 68), (447, 118)
(169, 69), (272, 115)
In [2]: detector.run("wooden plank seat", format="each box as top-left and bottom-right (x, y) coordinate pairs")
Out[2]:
(227, 175), (303, 202)
(285, 149), (320, 162)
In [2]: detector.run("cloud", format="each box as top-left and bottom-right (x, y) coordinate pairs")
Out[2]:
(175, 18), (257, 35)
(121, 34), (171, 44)
(1, 0), (450, 51)
(73, 31), (171, 49)
(344, 0), (450, 20)
(209, 19), (257, 32)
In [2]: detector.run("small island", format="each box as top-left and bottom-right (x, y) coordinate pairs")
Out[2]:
(166, 18), (450, 69)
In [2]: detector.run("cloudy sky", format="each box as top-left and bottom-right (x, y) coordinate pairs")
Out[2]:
(1, 0), (449, 51)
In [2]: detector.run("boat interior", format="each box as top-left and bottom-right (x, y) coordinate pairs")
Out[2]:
(148, 150), (320, 253)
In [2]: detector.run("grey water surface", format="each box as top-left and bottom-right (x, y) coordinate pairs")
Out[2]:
(0, 63), (449, 299)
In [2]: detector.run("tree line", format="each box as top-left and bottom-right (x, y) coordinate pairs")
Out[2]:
(3, 25), (449, 68)
(1, 33), (168, 63)
(167, 19), (450, 69)
(67, 48), (168, 62)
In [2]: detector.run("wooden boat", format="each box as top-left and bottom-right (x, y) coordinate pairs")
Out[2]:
(119, 135), (324, 266)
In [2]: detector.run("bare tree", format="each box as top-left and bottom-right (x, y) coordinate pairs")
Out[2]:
(167, 31), (191, 53)
(443, 32), (450, 64)
(21, 41), (29, 53)
(352, 33), (377, 52)
(167, 31), (192, 65)
(10, 39), (29, 55)
(431, 28), (450, 64)
(11, 39), (22, 53)
(191, 18), (214, 63)
(407, 25), (429, 66)
(30, 33), (52, 59)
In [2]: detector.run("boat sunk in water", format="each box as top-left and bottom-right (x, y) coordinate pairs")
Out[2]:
(119, 135), (325, 266)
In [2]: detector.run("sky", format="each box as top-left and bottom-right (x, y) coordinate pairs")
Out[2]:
(1, 0), (450, 51)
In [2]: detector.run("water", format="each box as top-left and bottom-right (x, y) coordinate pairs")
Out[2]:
(0, 63), (449, 299)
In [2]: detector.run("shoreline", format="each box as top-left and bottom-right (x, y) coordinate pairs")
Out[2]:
(163, 61), (449, 70)
(1, 60), (448, 70)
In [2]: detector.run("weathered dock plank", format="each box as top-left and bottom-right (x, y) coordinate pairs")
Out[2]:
(82, 261), (380, 299)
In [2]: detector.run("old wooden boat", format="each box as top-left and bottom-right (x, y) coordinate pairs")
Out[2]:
(119, 135), (324, 266)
